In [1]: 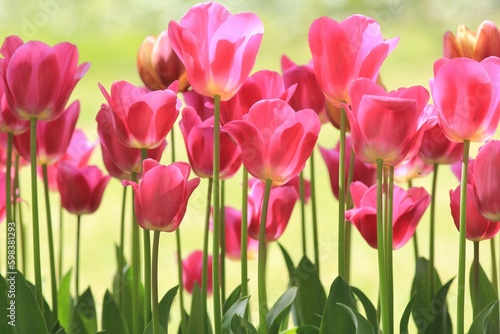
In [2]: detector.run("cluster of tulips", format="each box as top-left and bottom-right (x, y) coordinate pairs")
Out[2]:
(2, 1), (500, 333)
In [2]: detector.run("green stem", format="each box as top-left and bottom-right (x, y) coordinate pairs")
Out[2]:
(338, 105), (347, 278)
(386, 166), (394, 334)
(376, 159), (389, 334)
(5, 133), (13, 274)
(491, 237), (498, 295)
(407, 180), (419, 262)
(429, 163), (439, 299)
(131, 171), (141, 334)
(14, 156), (26, 274)
(212, 94), (222, 333)
(30, 117), (43, 308)
(258, 179), (273, 334)
(241, 168), (250, 320)
(58, 203), (63, 280)
(457, 139), (470, 334)
(220, 180), (226, 304)
(42, 164), (58, 319)
(118, 186), (127, 311)
(472, 241), (480, 319)
(202, 178), (214, 334)
(140, 148), (151, 325)
(299, 172), (307, 257)
(75, 214), (81, 297)
(310, 150), (320, 275)
(151, 231), (161, 334)
(344, 147), (356, 282)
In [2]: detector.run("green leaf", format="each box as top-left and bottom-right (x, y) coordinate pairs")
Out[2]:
(25, 278), (54, 329)
(279, 325), (320, 333)
(102, 290), (128, 334)
(351, 286), (378, 333)
(267, 287), (298, 334)
(416, 278), (454, 334)
(230, 314), (258, 334)
(400, 294), (416, 334)
(143, 321), (167, 334)
(335, 303), (375, 334)
(468, 300), (500, 334)
(222, 296), (250, 334)
(469, 262), (499, 333)
(278, 243), (296, 283)
(58, 270), (74, 330)
(121, 265), (145, 334)
(320, 275), (357, 334)
(223, 284), (242, 315)
(70, 287), (97, 334)
(186, 284), (211, 334)
(293, 256), (326, 327)
(159, 285), (179, 333)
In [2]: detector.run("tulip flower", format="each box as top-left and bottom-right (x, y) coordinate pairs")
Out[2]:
(99, 80), (179, 149)
(182, 250), (213, 295)
(431, 57), (500, 143)
(183, 90), (214, 121)
(346, 78), (430, 166)
(450, 183), (500, 241)
(13, 100), (79, 166)
(308, 15), (398, 107)
(345, 182), (431, 249)
(247, 179), (299, 242)
(57, 162), (110, 215)
(96, 104), (166, 176)
(223, 99), (321, 186)
(473, 140), (500, 222)
(0, 78), (29, 134)
(179, 106), (241, 179)
(168, 2), (264, 101)
(394, 154), (433, 184)
(122, 159), (200, 232)
(444, 21), (500, 61)
(1, 39), (89, 121)
(319, 135), (377, 200)
(137, 30), (189, 92)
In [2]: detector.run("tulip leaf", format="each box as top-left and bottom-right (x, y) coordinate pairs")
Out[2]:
(222, 296), (250, 333)
(320, 275), (357, 334)
(71, 287), (97, 334)
(121, 265), (145, 334)
(58, 269), (74, 330)
(293, 256), (326, 328)
(335, 303), (376, 334)
(468, 300), (500, 334)
(186, 284), (212, 334)
(267, 286), (298, 334)
(469, 262), (499, 333)
(230, 314), (258, 334)
(223, 284), (242, 315)
(159, 285), (179, 333)
(279, 325), (320, 333)
(102, 289), (129, 334)
(143, 321), (167, 334)
(0, 274), (8, 333)
(351, 286), (378, 333)
(415, 278), (454, 334)
(400, 293), (416, 334)
(278, 243), (296, 282)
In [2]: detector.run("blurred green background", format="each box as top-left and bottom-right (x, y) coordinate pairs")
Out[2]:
(2, 0), (500, 331)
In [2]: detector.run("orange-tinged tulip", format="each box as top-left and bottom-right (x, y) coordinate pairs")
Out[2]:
(444, 21), (500, 61)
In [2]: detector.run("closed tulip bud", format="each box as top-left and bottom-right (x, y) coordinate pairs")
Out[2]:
(444, 21), (500, 61)
(473, 140), (500, 222)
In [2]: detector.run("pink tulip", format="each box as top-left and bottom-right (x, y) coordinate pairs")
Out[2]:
(450, 183), (500, 241)
(96, 104), (166, 176)
(0, 78), (29, 134)
(122, 159), (200, 232)
(346, 78), (430, 166)
(13, 100), (80, 165)
(319, 135), (376, 200)
(346, 182), (431, 249)
(168, 2), (264, 100)
(179, 106), (241, 179)
(394, 155), (433, 184)
(57, 162), (110, 215)
(182, 250), (212, 295)
(247, 179), (299, 242)
(473, 140), (500, 221)
(1, 39), (89, 121)
(182, 90), (214, 121)
(99, 80), (179, 149)
(223, 99), (321, 186)
(308, 15), (398, 107)
(431, 57), (500, 142)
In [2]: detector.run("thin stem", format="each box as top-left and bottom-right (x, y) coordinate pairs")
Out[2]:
(310, 150), (320, 275)
(241, 169), (250, 319)
(457, 139), (470, 334)
(258, 179), (273, 334)
(386, 166), (394, 334)
(220, 180), (226, 304)
(407, 180), (419, 262)
(212, 94), (222, 333)
(338, 105), (347, 278)
(30, 118), (43, 308)
(131, 171), (141, 334)
(42, 164), (58, 319)
(491, 237), (498, 295)
(376, 159), (389, 334)
(429, 163), (439, 299)
(202, 178), (214, 334)
(75, 214), (81, 297)
(14, 155), (26, 274)
(5, 133), (13, 274)
(118, 186), (127, 311)
(140, 148), (151, 325)
(58, 203), (63, 280)
(151, 231), (161, 334)
(344, 147), (356, 282)
(472, 241), (480, 319)
(299, 172), (307, 256)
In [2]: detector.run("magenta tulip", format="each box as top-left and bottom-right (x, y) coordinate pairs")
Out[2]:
(122, 159), (200, 232)
(223, 99), (321, 186)
(473, 140), (500, 221)
(99, 80), (179, 149)
(168, 2), (263, 100)
(346, 78), (430, 166)
(0, 78), (29, 134)
(179, 106), (241, 179)
(182, 250), (213, 295)
(346, 182), (431, 249)
(431, 57), (500, 142)
(394, 155), (433, 184)
(182, 90), (214, 122)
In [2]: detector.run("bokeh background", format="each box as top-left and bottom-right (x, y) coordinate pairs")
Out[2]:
(2, 0), (500, 331)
